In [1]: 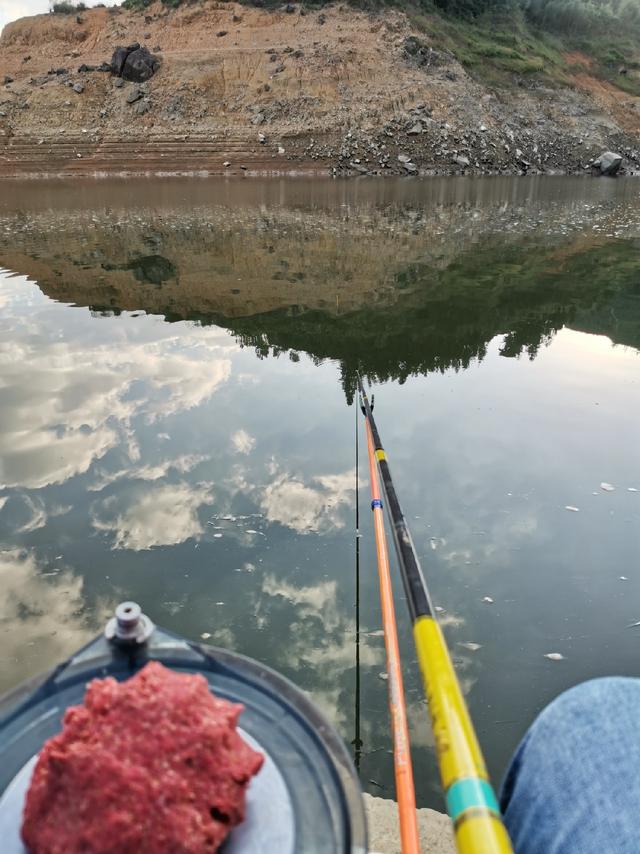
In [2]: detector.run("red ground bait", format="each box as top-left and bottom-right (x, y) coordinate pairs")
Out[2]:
(21, 661), (264, 853)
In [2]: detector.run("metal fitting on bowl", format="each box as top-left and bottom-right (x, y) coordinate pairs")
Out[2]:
(105, 601), (154, 645)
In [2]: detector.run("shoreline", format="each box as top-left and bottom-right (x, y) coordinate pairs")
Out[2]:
(1, 157), (634, 180)
(2, 133), (635, 179)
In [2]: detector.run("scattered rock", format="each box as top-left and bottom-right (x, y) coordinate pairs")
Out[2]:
(72, 83), (84, 94)
(285, 3), (296, 12)
(398, 154), (411, 163)
(593, 150), (622, 176)
(223, 160), (231, 167)
(274, 64), (285, 74)
(318, 13), (326, 24)
(232, 14), (242, 22)
(402, 36), (448, 69)
(407, 122), (423, 135)
(217, 30), (228, 37)
(454, 155), (470, 167)
(78, 62), (111, 73)
(126, 88), (143, 104)
(3, 76), (14, 85)
(113, 77), (124, 88)
(134, 100), (150, 115)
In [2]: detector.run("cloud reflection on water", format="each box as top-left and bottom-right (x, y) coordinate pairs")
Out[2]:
(0, 273), (234, 491)
(0, 548), (110, 691)
(92, 482), (215, 551)
(259, 468), (355, 534)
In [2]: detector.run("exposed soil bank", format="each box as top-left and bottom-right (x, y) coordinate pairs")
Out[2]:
(1, 2), (640, 178)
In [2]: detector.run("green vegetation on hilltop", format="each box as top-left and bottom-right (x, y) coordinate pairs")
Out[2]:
(408, 0), (640, 91)
(50, 1), (87, 12)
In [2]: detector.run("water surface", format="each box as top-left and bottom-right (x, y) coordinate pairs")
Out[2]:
(0, 176), (639, 809)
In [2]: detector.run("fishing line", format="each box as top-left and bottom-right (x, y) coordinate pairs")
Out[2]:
(353, 397), (363, 772)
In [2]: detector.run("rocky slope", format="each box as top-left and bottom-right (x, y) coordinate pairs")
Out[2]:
(1, 1), (640, 177)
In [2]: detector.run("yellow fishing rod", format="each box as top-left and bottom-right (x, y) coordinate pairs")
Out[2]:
(358, 377), (513, 854)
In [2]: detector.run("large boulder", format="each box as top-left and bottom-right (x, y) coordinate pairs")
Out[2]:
(111, 43), (138, 76)
(111, 44), (160, 82)
(593, 151), (623, 176)
(122, 47), (160, 83)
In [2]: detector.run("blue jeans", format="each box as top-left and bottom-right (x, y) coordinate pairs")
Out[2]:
(500, 677), (640, 853)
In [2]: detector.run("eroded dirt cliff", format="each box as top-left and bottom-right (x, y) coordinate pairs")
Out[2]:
(1, 2), (639, 176)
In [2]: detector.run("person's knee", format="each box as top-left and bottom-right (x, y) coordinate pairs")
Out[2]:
(535, 677), (640, 732)
(502, 677), (640, 853)
(515, 676), (640, 765)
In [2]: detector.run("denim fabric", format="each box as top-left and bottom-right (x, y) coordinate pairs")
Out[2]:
(500, 677), (640, 854)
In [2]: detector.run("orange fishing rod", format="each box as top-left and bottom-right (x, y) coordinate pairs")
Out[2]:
(364, 415), (421, 854)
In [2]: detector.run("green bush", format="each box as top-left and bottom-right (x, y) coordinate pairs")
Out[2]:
(51, 1), (87, 12)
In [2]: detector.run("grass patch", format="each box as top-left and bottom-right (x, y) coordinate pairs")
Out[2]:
(408, 5), (640, 91)
(409, 9), (566, 85)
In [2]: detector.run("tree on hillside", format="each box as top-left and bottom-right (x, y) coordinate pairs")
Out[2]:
(50, 0), (87, 14)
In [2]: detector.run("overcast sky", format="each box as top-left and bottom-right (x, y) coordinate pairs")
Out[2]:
(1, 0), (119, 36)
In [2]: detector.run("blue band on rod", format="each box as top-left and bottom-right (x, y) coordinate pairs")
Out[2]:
(446, 777), (501, 822)
(371, 499), (383, 510)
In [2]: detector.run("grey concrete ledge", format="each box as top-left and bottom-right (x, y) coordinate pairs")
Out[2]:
(364, 793), (456, 854)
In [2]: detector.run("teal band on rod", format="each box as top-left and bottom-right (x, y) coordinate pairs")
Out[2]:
(446, 777), (501, 822)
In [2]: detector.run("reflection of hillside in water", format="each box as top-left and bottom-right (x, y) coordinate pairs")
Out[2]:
(1, 182), (639, 400)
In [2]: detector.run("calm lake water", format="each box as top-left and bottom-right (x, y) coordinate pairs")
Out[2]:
(0, 176), (639, 810)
